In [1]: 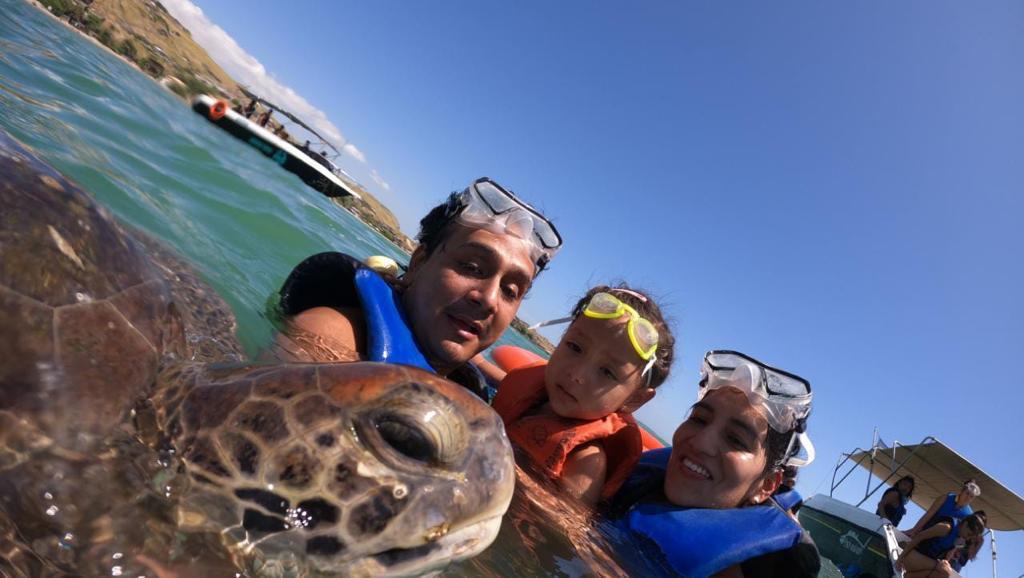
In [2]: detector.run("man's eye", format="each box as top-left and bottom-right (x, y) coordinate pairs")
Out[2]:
(459, 261), (482, 275)
(502, 285), (521, 301)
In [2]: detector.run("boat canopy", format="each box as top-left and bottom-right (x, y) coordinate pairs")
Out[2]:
(238, 86), (341, 158)
(848, 437), (1024, 531)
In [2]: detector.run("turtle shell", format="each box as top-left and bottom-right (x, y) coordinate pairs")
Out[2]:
(0, 134), (184, 452)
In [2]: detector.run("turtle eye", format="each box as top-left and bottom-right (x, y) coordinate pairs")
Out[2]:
(375, 416), (436, 464)
(366, 385), (469, 468)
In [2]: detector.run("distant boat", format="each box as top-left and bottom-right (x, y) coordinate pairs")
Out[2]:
(191, 94), (360, 200)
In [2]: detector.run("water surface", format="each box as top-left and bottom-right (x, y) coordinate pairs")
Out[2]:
(0, 3), (669, 577)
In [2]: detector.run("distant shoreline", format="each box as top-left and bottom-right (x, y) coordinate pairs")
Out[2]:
(26, 0), (145, 75)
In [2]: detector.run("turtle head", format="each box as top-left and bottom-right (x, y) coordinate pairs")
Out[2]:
(166, 362), (515, 577)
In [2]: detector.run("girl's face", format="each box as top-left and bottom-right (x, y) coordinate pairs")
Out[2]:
(664, 387), (779, 509)
(544, 315), (652, 421)
(897, 479), (914, 495)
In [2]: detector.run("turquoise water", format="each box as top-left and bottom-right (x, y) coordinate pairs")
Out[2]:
(0, 0), (545, 360)
(0, 3), (676, 577)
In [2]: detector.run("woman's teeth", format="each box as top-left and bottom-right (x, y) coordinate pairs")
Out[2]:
(683, 457), (711, 479)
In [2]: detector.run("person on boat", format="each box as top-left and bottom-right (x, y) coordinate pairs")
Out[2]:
(274, 177), (561, 398)
(607, 350), (820, 578)
(905, 478), (979, 537)
(947, 515), (985, 574)
(242, 98), (258, 118)
(875, 475), (915, 526)
(895, 511), (986, 578)
(257, 108), (273, 127)
(489, 285), (676, 506)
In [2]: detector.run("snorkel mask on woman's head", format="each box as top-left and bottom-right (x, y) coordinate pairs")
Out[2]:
(698, 350), (815, 467)
(447, 177), (562, 273)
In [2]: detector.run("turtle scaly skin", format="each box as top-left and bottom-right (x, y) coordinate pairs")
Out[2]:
(0, 132), (515, 577)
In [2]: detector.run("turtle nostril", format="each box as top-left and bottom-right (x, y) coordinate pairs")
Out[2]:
(375, 417), (437, 464)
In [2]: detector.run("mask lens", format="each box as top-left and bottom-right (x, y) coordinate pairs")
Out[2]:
(474, 181), (517, 214)
(586, 292), (625, 317)
(631, 317), (659, 360)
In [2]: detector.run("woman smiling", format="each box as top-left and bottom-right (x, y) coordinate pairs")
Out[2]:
(608, 350), (820, 578)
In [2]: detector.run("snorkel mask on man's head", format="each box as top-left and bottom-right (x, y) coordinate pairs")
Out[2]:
(445, 177), (563, 274)
(698, 350), (815, 468)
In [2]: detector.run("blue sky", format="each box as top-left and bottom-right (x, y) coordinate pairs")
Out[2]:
(171, 1), (1024, 570)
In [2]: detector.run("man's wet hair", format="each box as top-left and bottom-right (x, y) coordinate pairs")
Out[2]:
(416, 191), (550, 277)
(567, 284), (676, 389)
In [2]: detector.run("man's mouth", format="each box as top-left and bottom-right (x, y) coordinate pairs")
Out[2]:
(678, 455), (712, 480)
(448, 314), (482, 338)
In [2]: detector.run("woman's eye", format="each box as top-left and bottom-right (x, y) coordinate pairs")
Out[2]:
(728, 434), (751, 451)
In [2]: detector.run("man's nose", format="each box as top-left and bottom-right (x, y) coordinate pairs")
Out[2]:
(468, 277), (500, 313)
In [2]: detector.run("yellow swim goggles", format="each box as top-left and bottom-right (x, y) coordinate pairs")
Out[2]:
(582, 292), (659, 367)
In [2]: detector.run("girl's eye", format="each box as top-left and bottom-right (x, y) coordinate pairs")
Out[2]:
(601, 367), (618, 381)
(566, 341), (582, 354)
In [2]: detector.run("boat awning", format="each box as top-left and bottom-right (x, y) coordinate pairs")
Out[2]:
(851, 438), (1024, 531)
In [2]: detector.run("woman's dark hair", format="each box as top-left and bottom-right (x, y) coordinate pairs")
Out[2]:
(963, 512), (986, 535)
(764, 428), (793, 474)
(568, 284), (676, 388)
(895, 475), (916, 498)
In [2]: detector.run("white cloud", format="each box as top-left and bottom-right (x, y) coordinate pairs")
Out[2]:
(160, 0), (366, 166)
(342, 143), (365, 163)
(370, 169), (391, 191)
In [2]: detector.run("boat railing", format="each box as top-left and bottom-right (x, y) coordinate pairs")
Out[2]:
(829, 435), (940, 508)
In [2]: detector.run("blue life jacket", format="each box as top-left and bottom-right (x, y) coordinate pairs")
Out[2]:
(935, 492), (973, 521)
(353, 267), (432, 371)
(917, 516), (961, 560)
(616, 448), (807, 578)
(278, 252), (493, 398)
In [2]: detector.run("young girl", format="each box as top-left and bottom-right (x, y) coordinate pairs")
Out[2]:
(490, 284), (676, 506)
(608, 350), (819, 578)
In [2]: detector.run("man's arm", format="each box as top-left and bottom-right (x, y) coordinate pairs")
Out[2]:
(274, 306), (366, 362)
(470, 353), (507, 384)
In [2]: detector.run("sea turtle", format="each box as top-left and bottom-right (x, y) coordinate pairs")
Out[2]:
(0, 131), (515, 577)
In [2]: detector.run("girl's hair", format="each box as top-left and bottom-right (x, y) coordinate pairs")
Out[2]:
(895, 475), (916, 498)
(568, 284), (676, 388)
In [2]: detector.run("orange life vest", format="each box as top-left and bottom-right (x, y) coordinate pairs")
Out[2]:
(493, 363), (643, 499)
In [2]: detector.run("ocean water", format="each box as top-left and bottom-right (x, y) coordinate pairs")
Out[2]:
(0, 2), (667, 576)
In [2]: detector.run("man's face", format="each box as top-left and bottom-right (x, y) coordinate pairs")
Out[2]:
(402, 225), (535, 375)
